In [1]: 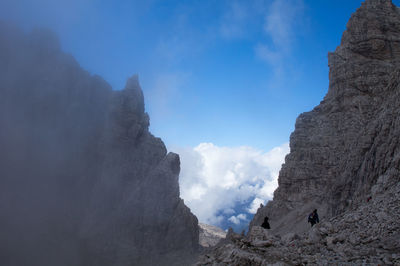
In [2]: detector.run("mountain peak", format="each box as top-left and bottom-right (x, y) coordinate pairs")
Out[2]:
(336, 0), (400, 61)
(362, 0), (393, 7)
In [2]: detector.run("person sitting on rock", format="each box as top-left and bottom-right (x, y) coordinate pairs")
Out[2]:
(261, 216), (270, 229)
(308, 209), (319, 227)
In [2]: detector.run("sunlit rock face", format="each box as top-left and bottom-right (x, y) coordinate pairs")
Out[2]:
(199, 223), (226, 248)
(251, 0), (400, 236)
(0, 22), (198, 266)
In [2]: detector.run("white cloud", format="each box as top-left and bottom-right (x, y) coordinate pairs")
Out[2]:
(264, 0), (303, 49)
(228, 213), (248, 225)
(255, 0), (304, 66)
(253, 0), (306, 94)
(247, 197), (265, 214)
(176, 142), (289, 227)
(228, 216), (240, 224)
(255, 43), (281, 66)
(223, 208), (236, 215)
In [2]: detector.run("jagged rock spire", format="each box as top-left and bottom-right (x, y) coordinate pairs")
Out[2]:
(116, 74), (146, 119)
(125, 74), (141, 91)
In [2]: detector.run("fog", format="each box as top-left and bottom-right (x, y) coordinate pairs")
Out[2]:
(0, 22), (109, 265)
(0, 22), (198, 265)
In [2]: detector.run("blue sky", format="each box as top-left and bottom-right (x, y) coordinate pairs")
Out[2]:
(2, 0), (399, 231)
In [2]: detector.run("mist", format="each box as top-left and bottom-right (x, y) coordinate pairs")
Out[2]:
(0, 22), (198, 265)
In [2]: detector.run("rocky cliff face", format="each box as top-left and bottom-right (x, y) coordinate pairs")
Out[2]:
(251, 0), (400, 235)
(0, 23), (198, 266)
(197, 0), (400, 264)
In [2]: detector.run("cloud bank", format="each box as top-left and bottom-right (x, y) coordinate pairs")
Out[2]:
(176, 142), (289, 230)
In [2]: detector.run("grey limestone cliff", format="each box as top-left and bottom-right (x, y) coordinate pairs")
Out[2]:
(251, 0), (400, 235)
(0, 23), (198, 266)
(196, 0), (400, 264)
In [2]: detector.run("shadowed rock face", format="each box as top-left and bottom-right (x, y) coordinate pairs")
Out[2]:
(195, 1), (400, 264)
(251, 0), (400, 235)
(0, 22), (198, 266)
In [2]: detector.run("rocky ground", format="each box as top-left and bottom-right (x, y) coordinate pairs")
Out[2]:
(199, 223), (227, 248)
(196, 174), (400, 265)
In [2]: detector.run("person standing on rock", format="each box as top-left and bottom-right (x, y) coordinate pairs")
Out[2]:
(261, 216), (270, 229)
(308, 209), (319, 227)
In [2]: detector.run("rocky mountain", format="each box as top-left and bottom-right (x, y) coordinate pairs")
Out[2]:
(197, 0), (400, 264)
(0, 22), (198, 265)
(251, 0), (400, 235)
(199, 223), (226, 248)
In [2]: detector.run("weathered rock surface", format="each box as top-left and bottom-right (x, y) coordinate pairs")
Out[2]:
(197, 0), (400, 264)
(0, 23), (198, 266)
(252, 0), (400, 235)
(196, 179), (400, 265)
(199, 223), (226, 248)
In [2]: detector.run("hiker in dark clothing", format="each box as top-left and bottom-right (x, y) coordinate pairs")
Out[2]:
(261, 216), (270, 229)
(308, 209), (319, 227)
